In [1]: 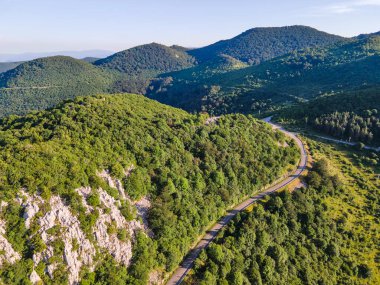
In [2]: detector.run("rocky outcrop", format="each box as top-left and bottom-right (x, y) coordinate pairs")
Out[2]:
(148, 270), (165, 285)
(134, 196), (153, 237)
(19, 190), (43, 229)
(33, 195), (96, 285)
(0, 219), (21, 266)
(0, 165), (152, 285)
(30, 270), (42, 284)
(76, 186), (94, 213)
(97, 169), (127, 200)
(98, 166), (152, 237)
(205, 116), (221, 125)
(92, 189), (140, 266)
(93, 167), (152, 263)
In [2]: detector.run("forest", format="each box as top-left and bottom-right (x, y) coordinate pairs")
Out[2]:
(0, 44), (195, 117)
(148, 35), (380, 115)
(185, 141), (379, 285)
(0, 94), (299, 284)
(188, 26), (343, 64)
(277, 87), (380, 145)
(0, 26), (355, 118)
(0, 23), (379, 285)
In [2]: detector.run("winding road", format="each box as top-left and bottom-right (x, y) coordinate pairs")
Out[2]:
(166, 117), (308, 285)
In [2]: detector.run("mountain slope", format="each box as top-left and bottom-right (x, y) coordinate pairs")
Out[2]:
(0, 94), (299, 284)
(94, 43), (196, 94)
(0, 56), (115, 117)
(189, 25), (344, 64)
(186, 149), (380, 284)
(95, 43), (195, 75)
(277, 87), (380, 145)
(0, 56), (113, 88)
(148, 35), (380, 114)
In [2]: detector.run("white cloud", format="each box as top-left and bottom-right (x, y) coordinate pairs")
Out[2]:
(324, 0), (380, 14)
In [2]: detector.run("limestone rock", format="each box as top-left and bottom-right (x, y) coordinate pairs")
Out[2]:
(0, 219), (21, 266)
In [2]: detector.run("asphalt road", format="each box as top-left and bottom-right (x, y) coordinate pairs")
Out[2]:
(312, 134), (380, 152)
(166, 117), (308, 285)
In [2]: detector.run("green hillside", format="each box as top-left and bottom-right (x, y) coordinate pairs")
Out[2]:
(81, 57), (101, 63)
(186, 142), (380, 285)
(0, 56), (114, 88)
(148, 36), (380, 115)
(0, 94), (299, 284)
(0, 56), (115, 117)
(188, 26), (344, 64)
(95, 43), (195, 74)
(277, 87), (380, 145)
(95, 43), (195, 94)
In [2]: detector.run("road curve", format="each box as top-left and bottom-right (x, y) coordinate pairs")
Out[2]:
(166, 117), (308, 285)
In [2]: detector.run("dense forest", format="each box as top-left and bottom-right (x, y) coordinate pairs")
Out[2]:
(148, 36), (380, 115)
(313, 112), (379, 144)
(0, 56), (114, 88)
(94, 43), (196, 94)
(0, 26), (351, 118)
(277, 88), (380, 145)
(186, 142), (379, 285)
(0, 24), (379, 285)
(0, 56), (116, 117)
(0, 94), (299, 284)
(95, 43), (195, 75)
(0, 44), (195, 117)
(189, 26), (344, 64)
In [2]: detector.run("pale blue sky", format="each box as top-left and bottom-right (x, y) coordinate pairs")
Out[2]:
(1, 0), (379, 53)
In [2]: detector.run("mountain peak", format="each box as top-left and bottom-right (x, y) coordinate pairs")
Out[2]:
(189, 25), (344, 64)
(94, 43), (195, 74)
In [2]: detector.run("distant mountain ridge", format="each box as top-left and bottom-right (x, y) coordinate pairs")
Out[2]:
(0, 56), (115, 116)
(0, 56), (113, 88)
(93, 43), (196, 94)
(0, 25), (370, 118)
(0, 50), (114, 62)
(148, 35), (380, 114)
(189, 25), (345, 64)
(95, 43), (195, 75)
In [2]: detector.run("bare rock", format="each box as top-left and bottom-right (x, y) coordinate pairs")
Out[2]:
(149, 270), (165, 285)
(19, 190), (43, 229)
(30, 270), (42, 284)
(93, 189), (144, 266)
(134, 196), (153, 237)
(0, 219), (21, 266)
(35, 196), (96, 285)
(98, 169), (127, 200)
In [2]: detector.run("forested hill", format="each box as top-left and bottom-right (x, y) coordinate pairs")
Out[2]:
(148, 35), (380, 115)
(277, 87), (380, 145)
(186, 149), (380, 284)
(357, 30), (380, 39)
(0, 93), (299, 284)
(0, 56), (113, 88)
(94, 43), (195, 75)
(0, 56), (115, 117)
(188, 25), (344, 64)
(92, 43), (196, 94)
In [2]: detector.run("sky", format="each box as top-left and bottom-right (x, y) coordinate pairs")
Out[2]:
(0, 0), (379, 54)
